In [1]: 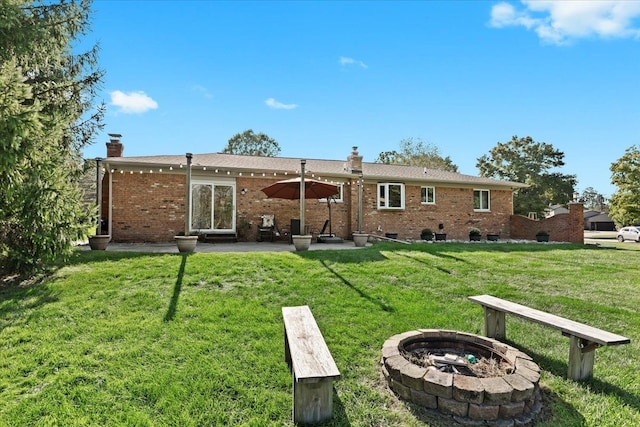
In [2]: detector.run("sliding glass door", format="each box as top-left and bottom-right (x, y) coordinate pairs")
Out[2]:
(191, 180), (235, 233)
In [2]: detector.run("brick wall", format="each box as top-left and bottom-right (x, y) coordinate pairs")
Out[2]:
(105, 172), (186, 242)
(509, 203), (584, 243)
(356, 184), (515, 241)
(103, 172), (524, 243)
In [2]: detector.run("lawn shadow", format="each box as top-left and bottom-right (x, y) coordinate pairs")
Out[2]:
(65, 249), (171, 266)
(394, 252), (453, 274)
(505, 339), (640, 414)
(0, 274), (58, 332)
(163, 254), (188, 322)
(325, 390), (351, 426)
(319, 259), (395, 313)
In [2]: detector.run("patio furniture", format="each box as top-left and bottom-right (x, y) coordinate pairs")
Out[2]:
(258, 214), (276, 242)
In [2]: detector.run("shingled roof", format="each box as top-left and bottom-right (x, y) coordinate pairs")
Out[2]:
(102, 152), (527, 190)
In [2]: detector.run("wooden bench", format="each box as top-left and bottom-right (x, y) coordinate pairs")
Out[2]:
(282, 306), (340, 424)
(468, 294), (630, 381)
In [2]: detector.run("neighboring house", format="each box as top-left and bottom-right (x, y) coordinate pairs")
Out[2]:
(98, 134), (529, 243)
(584, 210), (616, 231)
(545, 204), (569, 218)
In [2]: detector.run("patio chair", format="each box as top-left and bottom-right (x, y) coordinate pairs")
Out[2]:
(258, 214), (276, 242)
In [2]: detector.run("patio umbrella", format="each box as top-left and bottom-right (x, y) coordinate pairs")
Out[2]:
(261, 178), (338, 200)
(261, 177), (339, 237)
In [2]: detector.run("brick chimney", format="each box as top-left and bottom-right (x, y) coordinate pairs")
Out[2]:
(347, 146), (363, 173)
(106, 133), (124, 157)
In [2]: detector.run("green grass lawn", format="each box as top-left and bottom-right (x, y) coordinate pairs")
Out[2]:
(1, 242), (639, 426)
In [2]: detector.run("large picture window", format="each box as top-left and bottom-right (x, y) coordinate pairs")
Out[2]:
(421, 186), (435, 204)
(377, 183), (405, 209)
(191, 180), (235, 232)
(473, 189), (490, 211)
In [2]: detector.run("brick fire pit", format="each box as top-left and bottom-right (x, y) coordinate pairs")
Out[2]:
(381, 329), (543, 425)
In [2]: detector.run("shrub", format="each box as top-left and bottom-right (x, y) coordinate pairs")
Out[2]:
(420, 228), (434, 240)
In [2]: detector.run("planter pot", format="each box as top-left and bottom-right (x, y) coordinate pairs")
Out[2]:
(175, 235), (198, 253)
(352, 233), (369, 247)
(487, 234), (500, 242)
(420, 234), (434, 242)
(292, 235), (312, 251)
(469, 234), (481, 242)
(385, 233), (398, 240)
(89, 235), (110, 250)
(434, 233), (447, 241)
(536, 235), (550, 242)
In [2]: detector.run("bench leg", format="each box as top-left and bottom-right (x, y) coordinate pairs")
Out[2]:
(483, 307), (506, 339)
(568, 336), (596, 381)
(293, 378), (334, 424)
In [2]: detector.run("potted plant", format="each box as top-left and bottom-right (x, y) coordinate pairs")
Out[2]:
(292, 235), (312, 251)
(352, 232), (369, 247)
(435, 223), (447, 241)
(536, 230), (550, 242)
(487, 232), (500, 242)
(469, 227), (481, 241)
(88, 234), (110, 250)
(174, 231), (198, 253)
(420, 228), (434, 241)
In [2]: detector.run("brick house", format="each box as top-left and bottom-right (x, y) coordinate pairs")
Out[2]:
(99, 134), (530, 243)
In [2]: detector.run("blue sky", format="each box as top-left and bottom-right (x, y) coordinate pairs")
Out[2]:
(83, 1), (640, 198)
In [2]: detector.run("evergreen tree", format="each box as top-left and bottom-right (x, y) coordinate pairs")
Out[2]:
(0, 0), (104, 273)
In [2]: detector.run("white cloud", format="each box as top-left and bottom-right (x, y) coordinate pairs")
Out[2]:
(110, 90), (158, 114)
(339, 56), (368, 68)
(265, 98), (298, 110)
(490, 1), (640, 44)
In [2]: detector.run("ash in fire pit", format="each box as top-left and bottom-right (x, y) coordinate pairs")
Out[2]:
(401, 338), (514, 378)
(381, 329), (542, 425)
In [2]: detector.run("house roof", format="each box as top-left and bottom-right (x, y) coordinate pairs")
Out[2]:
(585, 213), (613, 223)
(102, 152), (528, 190)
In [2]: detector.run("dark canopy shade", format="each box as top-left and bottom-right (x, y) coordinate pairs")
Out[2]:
(261, 178), (338, 200)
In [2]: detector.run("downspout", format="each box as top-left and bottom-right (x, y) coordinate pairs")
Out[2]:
(357, 173), (363, 233)
(300, 159), (306, 235)
(95, 158), (102, 235)
(185, 153), (193, 236)
(108, 169), (113, 238)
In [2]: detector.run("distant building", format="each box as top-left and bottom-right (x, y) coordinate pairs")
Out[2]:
(584, 210), (616, 231)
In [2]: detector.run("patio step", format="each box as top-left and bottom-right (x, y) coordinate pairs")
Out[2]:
(202, 233), (237, 243)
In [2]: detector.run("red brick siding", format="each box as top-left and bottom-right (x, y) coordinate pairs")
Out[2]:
(106, 172), (584, 244)
(510, 203), (584, 243)
(105, 172), (186, 242)
(354, 184), (514, 241)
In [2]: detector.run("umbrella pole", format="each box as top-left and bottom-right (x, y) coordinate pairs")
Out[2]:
(300, 160), (305, 234)
(328, 198), (333, 235)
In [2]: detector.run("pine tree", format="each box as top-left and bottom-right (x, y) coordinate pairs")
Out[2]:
(0, 0), (104, 273)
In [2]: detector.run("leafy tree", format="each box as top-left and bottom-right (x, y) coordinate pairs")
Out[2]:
(375, 137), (459, 172)
(222, 129), (281, 157)
(476, 135), (577, 217)
(0, 0), (104, 273)
(609, 145), (640, 227)
(580, 187), (607, 212)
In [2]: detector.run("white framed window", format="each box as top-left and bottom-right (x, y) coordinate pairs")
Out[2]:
(377, 183), (405, 209)
(421, 186), (435, 204)
(473, 189), (490, 211)
(319, 183), (343, 202)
